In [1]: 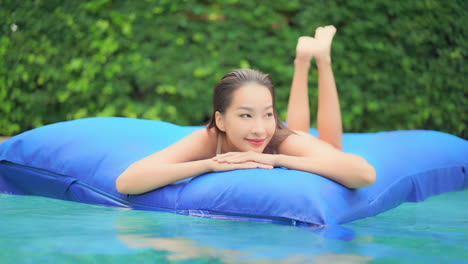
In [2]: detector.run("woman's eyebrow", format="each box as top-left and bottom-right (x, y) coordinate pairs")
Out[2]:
(237, 105), (273, 111)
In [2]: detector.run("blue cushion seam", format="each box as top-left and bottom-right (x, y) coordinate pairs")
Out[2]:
(0, 161), (135, 208)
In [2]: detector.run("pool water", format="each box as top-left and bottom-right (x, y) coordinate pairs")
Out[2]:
(0, 190), (466, 264)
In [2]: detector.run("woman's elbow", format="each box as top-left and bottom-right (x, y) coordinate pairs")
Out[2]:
(115, 173), (130, 194)
(346, 155), (376, 189)
(115, 165), (138, 194)
(355, 160), (377, 188)
(361, 162), (377, 187)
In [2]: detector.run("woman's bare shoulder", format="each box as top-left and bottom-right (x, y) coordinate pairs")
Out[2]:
(278, 130), (338, 157)
(194, 127), (218, 146)
(192, 127), (219, 150)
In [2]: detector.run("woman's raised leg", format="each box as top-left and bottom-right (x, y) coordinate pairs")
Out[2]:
(286, 53), (312, 133)
(286, 25), (343, 150)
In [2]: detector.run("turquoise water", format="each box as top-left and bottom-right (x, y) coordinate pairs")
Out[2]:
(0, 191), (467, 264)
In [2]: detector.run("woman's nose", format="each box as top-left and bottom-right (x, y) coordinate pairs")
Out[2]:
(251, 121), (266, 136)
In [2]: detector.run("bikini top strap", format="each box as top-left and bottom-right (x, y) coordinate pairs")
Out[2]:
(216, 133), (223, 155)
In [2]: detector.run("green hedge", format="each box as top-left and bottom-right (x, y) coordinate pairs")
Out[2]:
(1, 0), (466, 138)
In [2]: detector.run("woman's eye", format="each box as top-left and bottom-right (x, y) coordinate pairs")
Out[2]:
(240, 114), (251, 118)
(265, 113), (273, 118)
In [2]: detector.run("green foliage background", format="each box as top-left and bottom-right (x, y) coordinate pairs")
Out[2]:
(1, 0), (467, 138)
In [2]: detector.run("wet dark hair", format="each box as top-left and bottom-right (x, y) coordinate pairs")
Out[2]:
(207, 68), (293, 153)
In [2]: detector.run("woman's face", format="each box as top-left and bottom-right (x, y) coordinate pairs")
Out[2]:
(216, 83), (276, 153)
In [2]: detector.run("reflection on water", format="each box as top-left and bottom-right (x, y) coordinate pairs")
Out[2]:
(118, 235), (247, 262)
(119, 231), (373, 264)
(114, 211), (372, 263)
(0, 190), (466, 263)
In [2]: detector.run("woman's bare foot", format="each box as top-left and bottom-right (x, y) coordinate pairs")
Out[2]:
(296, 25), (336, 63)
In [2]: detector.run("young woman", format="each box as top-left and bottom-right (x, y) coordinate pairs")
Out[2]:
(116, 25), (376, 195)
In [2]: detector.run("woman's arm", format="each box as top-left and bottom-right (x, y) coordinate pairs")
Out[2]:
(117, 159), (211, 195)
(116, 129), (272, 195)
(274, 153), (375, 189)
(278, 132), (375, 188)
(214, 132), (376, 189)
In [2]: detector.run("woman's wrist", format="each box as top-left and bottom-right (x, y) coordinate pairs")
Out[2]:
(204, 158), (215, 172)
(273, 154), (286, 167)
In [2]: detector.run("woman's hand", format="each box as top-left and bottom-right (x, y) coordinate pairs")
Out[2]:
(208, 157), (273, 172)
(212, 151), (277, 167)
(296, 25), (336, 62)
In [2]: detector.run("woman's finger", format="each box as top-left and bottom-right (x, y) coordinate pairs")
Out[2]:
(236, 162), (272, 170)
(213, 152), (234, 160)
(248, 162), (273, 169)
(216, 152), (242, 159)
(214, 152), (248, 162)
(213, 160), (273, 172)
(221, 154), (252, 164)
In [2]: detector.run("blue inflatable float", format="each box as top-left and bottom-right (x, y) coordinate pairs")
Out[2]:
(0, 117), (467, 227)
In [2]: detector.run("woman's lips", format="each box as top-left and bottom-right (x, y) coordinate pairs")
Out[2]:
(246, 139), (265, 147)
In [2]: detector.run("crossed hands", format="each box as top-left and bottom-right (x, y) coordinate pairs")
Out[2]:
(296, 25), (337, 62)
(209, 151), (277, 172)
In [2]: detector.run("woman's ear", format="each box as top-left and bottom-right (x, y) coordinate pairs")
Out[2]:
(215, 111), (226, 132)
